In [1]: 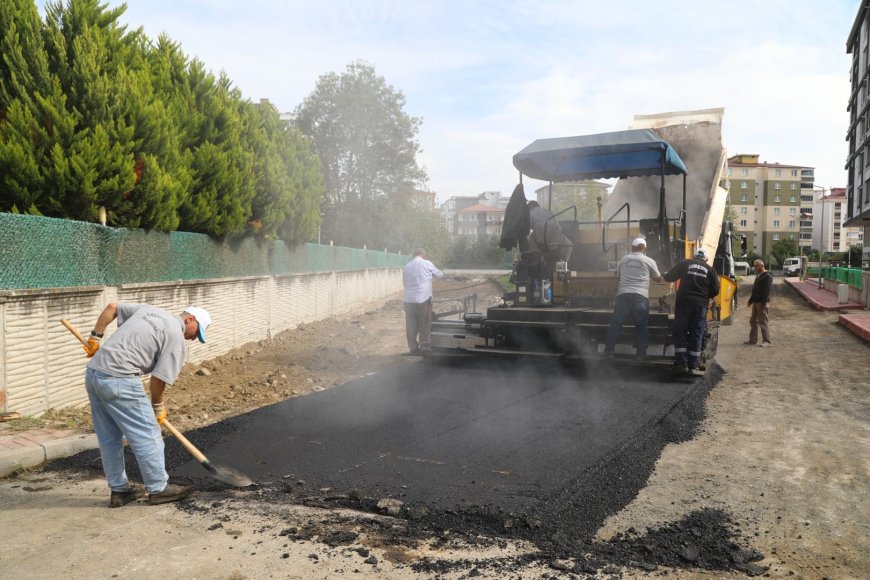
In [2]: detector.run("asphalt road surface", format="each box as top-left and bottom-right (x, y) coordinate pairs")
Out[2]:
(174, 356), (715, 545)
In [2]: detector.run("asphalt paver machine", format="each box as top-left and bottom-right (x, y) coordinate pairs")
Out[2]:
(431, 109), (737, 369)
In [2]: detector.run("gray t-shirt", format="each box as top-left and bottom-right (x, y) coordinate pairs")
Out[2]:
(87, 304), (186, 384)
(616, 252), (661, 297)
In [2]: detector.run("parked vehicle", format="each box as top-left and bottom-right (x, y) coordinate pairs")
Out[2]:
(783, 256), (806, 277)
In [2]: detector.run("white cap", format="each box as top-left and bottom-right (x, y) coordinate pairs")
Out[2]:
(694, 248), (708, 260)
(183, 306), (211, 343)
(632, 237), (647, 247)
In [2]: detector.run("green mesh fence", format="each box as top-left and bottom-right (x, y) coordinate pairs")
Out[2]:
(0, 213), (408, 290)
(821, 266), (864, 289)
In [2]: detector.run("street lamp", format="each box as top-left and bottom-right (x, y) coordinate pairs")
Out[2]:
(816, 187), (828, 289)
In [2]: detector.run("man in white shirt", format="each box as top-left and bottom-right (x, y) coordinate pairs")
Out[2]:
(403, 248), (444, 354)
(602, 237), (663, 359)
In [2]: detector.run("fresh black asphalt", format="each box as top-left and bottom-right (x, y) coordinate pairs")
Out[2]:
(51, 356), (761, 573)
(177, 357), (704, 518)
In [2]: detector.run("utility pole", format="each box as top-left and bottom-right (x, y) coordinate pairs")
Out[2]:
(817, 187), (827, 289)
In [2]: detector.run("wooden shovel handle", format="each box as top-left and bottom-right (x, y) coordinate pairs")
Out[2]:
(60, 319), (88, 346)
(160, 418), (209, 464)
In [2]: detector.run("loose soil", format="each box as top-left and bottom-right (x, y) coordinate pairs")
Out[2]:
(1, 275), (868, 579)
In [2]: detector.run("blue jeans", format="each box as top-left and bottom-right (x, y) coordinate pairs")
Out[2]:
(85, 368), (168, 493)
(604, 293), (650, 354)
(672, 303), (708, 369)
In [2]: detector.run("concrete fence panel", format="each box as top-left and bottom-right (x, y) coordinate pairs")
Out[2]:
(1, 268), (402, 416)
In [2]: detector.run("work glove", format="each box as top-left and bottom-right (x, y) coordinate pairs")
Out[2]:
(82, 337), (101, 358)
(152, 402), (167, 425)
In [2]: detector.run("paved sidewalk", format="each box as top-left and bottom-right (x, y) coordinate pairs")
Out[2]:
(784, 277), (863, 311)
(784, 277), (870, 344)
(0, 422), (97, 478)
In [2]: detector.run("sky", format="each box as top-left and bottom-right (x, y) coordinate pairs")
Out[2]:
(54, 0), (861, 201)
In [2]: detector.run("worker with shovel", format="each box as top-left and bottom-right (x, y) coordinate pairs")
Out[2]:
(82, 303), (211, 507)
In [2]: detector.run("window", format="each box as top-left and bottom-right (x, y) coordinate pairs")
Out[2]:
(775, 169), (782, 176)
(789, 220), (796, 228)
(773, 233), (781, 240)
(740, 194), (748, 202)
(774, 195), (781, 202)
(774, 182), (782, 190)
(789, 195), (797, 202)
(741, 168), (748, 176)
(739, 220), (747, 227)
(791, 169), (798, 177)
(790, 183), (797, 190)
(740, 207), (748, 214)
(773, 220), (780, 227)
(727, 168), (732, 177)
(741, 181), (748, 189)
(774, 207), (781, 216)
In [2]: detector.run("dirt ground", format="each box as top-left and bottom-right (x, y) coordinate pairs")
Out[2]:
(24, 276), (503, 434)
(1, 275), (868, 579)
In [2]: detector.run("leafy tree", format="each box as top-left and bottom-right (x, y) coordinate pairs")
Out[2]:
(770, 237), (799, 268)
(242, 101), (323, 243)
(40, 0), (141, 223)
(0, 0), (64, 214)
(389, 195), (448, 262)
(541, 182), (609, 221)
(846, 243), (863, 268)
(0, 1), (323, 244)
(295, 61), (427, 248)
(446, 234), (509, 268)
(723, 200), (738, 223)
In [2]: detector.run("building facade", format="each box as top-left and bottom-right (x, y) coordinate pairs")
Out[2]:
(845, 1), (870, 263)
(456, 203), (504, 238)
(441, 191), (507, 237)
(726, 154), (814, 258)
(814, 188), (865, 256)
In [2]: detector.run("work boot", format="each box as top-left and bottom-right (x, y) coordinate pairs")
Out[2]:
(147, 483), (193, 505)
(759, 341), (771, 347)
(689, 368), (705, 377)
(109, 484), (146, 508)
(671, 364), (688, 377)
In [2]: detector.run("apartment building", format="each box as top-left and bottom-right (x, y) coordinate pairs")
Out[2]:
(814, 188), (865, 253)
(726, 154), (815, 258)
(845, 1), (870, 262)
(456, 203), (505, 238)
(441, 191), (506, 237)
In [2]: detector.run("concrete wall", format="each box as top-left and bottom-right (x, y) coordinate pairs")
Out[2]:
(0, 268), (402, 416)
(821, 275), (866, 306)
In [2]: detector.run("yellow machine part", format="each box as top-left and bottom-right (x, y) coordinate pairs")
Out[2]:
(713, 276), (737, 323)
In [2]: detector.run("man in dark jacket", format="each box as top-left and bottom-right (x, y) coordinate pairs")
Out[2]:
(746, 258), (773, 347)
(663, 248), (720, 376)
